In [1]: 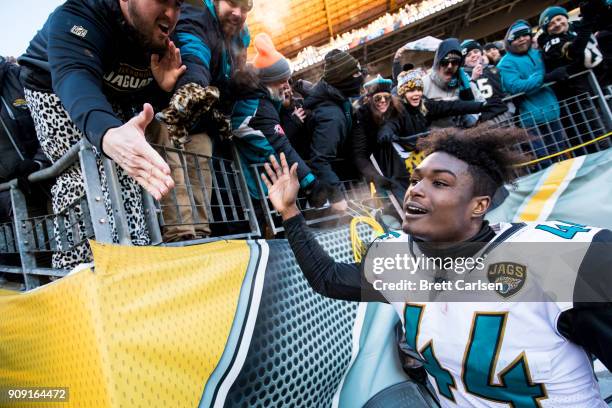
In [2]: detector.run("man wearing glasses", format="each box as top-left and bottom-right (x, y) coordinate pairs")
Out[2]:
(423, 38), (484, 129)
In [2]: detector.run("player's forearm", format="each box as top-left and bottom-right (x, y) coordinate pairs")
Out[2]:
(282, 213), (366, 301)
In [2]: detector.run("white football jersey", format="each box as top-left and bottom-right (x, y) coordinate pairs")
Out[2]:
(377, 220), (609, 407)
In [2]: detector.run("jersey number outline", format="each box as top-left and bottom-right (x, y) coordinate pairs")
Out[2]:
(476, 78), (494, 99)
(404, 304), (547, 407)
(535, 220), (590, 240)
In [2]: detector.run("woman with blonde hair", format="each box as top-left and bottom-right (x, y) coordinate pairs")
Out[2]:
(378, 69), (493, 177)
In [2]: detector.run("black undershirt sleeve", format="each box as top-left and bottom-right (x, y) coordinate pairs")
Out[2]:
(283, 213), (386, 302)
(558, 305), (612, 371)
(557, 229), (612, 371)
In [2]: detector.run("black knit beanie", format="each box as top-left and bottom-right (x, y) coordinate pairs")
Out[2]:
(322, 49), (361, 86)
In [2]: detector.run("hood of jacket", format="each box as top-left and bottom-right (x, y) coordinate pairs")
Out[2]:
(293, 79), (314, 98)
(504, 20), (532, 54)
(304, 80), (347, 109)
(433, 38), (463, 69)
(430, 38), (466, 90)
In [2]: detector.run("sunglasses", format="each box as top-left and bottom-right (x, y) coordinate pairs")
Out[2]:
(440, 58), (462, 67)
(510, 31), (532, 43)
(373, 93), (392, 103)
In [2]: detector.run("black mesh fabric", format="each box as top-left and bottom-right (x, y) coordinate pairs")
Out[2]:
(226, 224), (371, 407)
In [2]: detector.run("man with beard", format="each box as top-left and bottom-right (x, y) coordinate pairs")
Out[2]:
(423, 38), (484, 129)
(18, 0), (185, 270)
(259, 125), (612, 407)
(168, 0), (251, 102)
(230, 33), (327, 208)
(303, 50), (365, 212)
(155, 0), (252, 241)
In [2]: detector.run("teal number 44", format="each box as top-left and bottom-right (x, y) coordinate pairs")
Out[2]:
(404, 305), (547, 407)
(535, 220), (590, 240)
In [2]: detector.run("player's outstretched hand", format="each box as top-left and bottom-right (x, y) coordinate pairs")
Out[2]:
(102, 103), (175, 200)
(261, 153), (301, 220)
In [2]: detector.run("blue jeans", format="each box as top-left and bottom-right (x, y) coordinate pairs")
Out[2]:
(529, 119), (569, 169)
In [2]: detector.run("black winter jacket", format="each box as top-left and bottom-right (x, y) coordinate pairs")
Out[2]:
(173, 0), (250, 103)
(378, 99), (484, 147)
(18, 0), (170, 153)
(352, 103), (411, 200)
(352, 104), (385, 181)
(0, 58), (49, 181)
(304, 81), (355, 201)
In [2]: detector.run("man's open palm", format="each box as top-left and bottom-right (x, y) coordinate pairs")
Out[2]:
(151, 41), (187, 92)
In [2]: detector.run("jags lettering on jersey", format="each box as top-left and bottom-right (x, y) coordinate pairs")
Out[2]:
(487, 262), (527, 298)
(103, 63), (153, 92)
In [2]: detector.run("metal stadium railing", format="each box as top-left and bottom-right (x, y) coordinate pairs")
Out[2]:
(144, 144), (260, 246)
(0, 140), (109, 288)
(0, 139), (262, 287)
(250, 162), (401, 234)
(500, 70), (612, 174)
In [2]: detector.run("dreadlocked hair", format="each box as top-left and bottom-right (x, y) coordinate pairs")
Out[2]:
(416, 125), (532, 197)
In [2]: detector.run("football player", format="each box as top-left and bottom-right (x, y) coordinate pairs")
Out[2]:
(261, 125), (612, 407)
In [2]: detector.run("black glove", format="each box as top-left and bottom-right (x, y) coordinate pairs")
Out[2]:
(304, 180), (329, 208)
(544, 66), (570, 83)
(479, 100), (495, 113)
(395, 322), (428, 384)
(377, 129), (399, 144)
(370, 174), (397, 191)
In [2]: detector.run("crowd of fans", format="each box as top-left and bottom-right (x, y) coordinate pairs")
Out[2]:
(0, 0), (610, 270)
